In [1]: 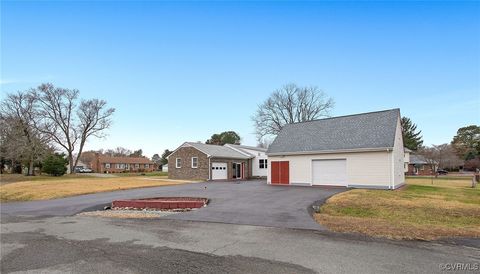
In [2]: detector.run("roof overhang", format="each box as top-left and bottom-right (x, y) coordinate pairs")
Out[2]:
(166, 142), (210, 159)
(223, 144), (255, 158)
(209, 156), (252, 160)
(267, 147), (394, 156)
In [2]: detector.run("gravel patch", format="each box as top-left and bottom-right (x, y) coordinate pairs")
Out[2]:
(78, 209), (189, 219)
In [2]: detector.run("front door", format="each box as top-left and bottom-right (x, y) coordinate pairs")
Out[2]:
(232, 163), (242, 179)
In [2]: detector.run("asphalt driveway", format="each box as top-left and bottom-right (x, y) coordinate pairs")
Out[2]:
(1, 180), (344, 230)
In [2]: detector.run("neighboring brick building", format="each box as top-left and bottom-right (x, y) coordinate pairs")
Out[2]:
(168, 142), (253, 181)
(406, 154), (436, 176)
(84, 153), (156, 173)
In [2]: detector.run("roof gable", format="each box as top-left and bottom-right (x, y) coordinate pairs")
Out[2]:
(267, 109), (400, 155)
(183, 142), (251, 159)
(224, 144), (267, 157)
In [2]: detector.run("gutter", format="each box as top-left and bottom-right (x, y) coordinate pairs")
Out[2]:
(267, 147), (395, 156)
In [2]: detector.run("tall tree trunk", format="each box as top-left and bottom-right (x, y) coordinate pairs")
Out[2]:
(73, 138), (87, 172)
(68, 153), (75, 174)
(27, 160), (34, 176)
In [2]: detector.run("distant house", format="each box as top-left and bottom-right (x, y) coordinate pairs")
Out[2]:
(406, 154), (436, 176)
(267, 109), (405, 189)
(161, 163), (168, 173)
(404, 147), (412, 173)
(86, 153), (156, 173)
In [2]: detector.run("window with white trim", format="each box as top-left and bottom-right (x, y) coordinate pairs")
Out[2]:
(259, 159), (267, 169)
(105, 163), (110, 169)
(145, 164), (149, 168)
(176, 158), (182, 168)
(191, 157), (198, 168)
(135, 163), (139, 168)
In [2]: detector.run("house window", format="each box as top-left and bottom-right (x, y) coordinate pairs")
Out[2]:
(176, 158), (182, 168)
(135, 164), (139, 168)
(105, 163), (110, 169)
(259, 159), (267, 169)
(145, 164), (149, 168)
(192, 157), (198, 168)
(115, 164), (121, 169)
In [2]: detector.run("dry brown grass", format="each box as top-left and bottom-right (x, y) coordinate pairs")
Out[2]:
(315, 177), (480, 240)
(0, 176), (195, 202)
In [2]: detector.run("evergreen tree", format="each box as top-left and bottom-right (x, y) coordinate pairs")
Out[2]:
(401, 117), (423, 150)
(42, 153), (68, 176)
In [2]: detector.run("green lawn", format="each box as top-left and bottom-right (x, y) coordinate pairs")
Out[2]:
(315, 177), (480, 240)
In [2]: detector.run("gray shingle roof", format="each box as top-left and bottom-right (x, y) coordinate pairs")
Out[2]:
(186, 142), (251, 159)
(409, 154), (428, 165)
(267, 109), (400, 155)
(224, 144), (267, 157)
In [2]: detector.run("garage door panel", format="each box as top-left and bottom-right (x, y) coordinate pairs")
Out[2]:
(212, 163), (227, 180)
(312, 159), (347, 186)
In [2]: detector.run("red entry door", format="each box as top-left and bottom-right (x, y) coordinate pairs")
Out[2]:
(271, 161), (289, 185)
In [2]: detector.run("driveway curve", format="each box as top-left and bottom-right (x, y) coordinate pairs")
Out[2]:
(1, 180), (344, 230)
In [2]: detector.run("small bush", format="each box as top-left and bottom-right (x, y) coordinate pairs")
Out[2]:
(42, 153), (68, 176)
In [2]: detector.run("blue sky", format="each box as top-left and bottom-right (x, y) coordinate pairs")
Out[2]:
(1, 1), (479, 157)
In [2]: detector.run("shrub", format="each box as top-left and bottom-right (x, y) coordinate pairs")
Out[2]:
(42, 153), (68, 176)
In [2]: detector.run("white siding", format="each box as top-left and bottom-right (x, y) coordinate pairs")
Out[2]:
(404, 151), (410, 172)
(268, 151), (392, 188)
(235, 147), (268, 177)
(393, 117), (406, 187)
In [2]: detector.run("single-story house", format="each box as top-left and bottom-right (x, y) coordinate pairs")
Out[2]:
(167, 142), (267, 180)
(406, 154), (436, 175)
(267, 109), (405, 189)
(87, 153), (157, 173)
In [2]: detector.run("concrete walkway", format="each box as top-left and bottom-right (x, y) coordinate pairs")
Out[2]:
(1, 180), (344, 230)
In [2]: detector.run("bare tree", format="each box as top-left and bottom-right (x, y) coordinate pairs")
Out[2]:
(104, 147), (132, 157)
(33, 83), (115, 173)
(252, 83), (334, 141)
(0, 92), (51, 175)
(418, 144), (463, 170)
(257, 138), (272, 149)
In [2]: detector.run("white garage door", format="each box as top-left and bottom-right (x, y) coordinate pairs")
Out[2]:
(212, 163), (227, 180)
(312, 159), (347, 186)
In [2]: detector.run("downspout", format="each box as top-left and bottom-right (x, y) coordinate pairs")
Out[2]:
(389, 148), (394, 190)
(208, 157), (211, 181)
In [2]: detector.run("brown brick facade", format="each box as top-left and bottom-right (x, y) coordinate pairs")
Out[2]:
(168, 146), (252, 181)
(168, 147), (209, 180)
(87, 153), (156, 173)
(407, 164), (435, 176)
